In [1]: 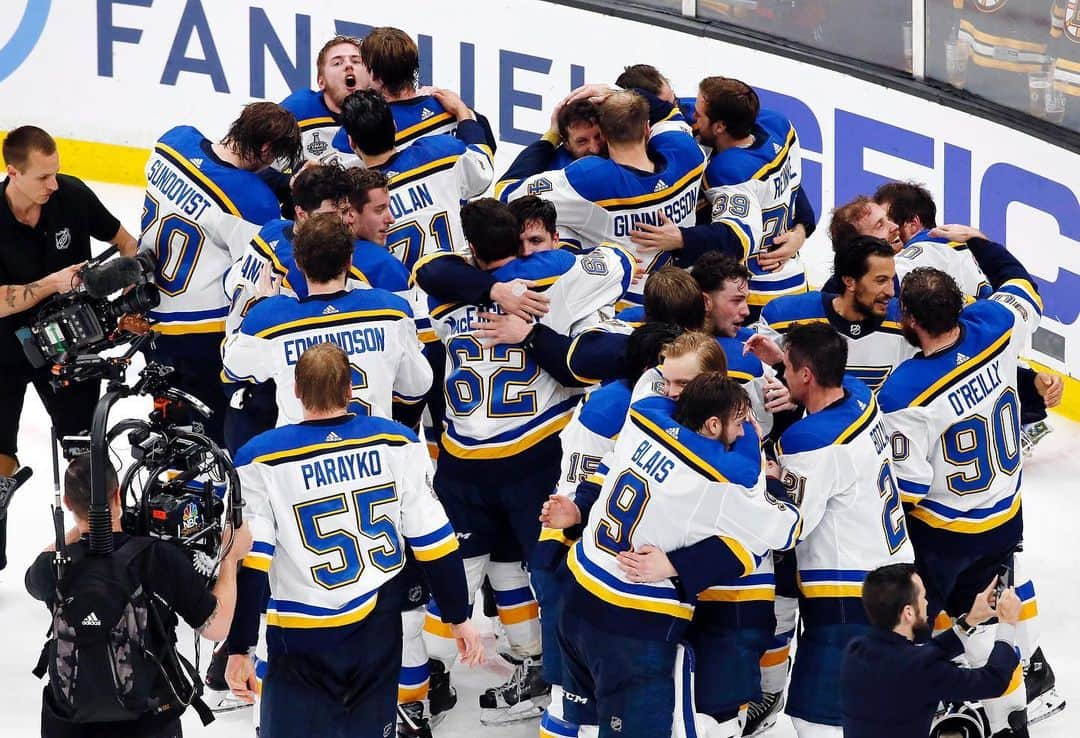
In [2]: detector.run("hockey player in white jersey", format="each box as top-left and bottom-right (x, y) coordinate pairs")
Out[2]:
(532, 322), (681, 738)
(224, 343), (481, 738)
(223, 214), (430, 426)
(419, 199), (632, 724)
(828, 191), (990, 300)
(757, 236), (915, 392)
(772, 323), (914, 737)
(548, 374), (801, 738)
(630, 77), (817, 318)
(879, 261), (1063, 732)
(139, 102), (301, 443)
(354, 26), (498, 153)
(499, 89), (706, 307)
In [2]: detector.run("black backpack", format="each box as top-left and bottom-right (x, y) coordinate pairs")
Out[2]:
(33, 539), (214, 725)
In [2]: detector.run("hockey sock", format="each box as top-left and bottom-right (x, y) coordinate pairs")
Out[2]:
(400, 608), (431, 706)
(488, 560), (542, 659)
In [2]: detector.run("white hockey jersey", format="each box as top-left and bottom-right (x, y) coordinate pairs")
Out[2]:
(703, 109), (808, 308)
(236, 414), (458, 652)
(567, 396), (802, 639)
(777, 380), (914, 624)
(758, 291), (917, 392)
(140, 126), (281, 334)
(878, 280), (1042, 550)
(428, 246), (633, 462)
(499, 118), (706, 307)
(895, 230), (991, 300)
(222, 288), (431, 424)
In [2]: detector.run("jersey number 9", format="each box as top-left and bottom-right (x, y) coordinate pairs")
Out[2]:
(595, 470), (651, 556)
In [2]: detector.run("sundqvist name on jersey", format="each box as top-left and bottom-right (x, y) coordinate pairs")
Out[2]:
(147, 159), (214, 220)
(282, 326), (387, 365)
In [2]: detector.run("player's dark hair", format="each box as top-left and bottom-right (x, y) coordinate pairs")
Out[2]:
(345, 167), (390, 211)
(698, 77), (759, 140)
(461, 199), (520, 265)
(833, 235), (895, 283)
(874, 181), (938, 230)
(508, 195), (557, 236)
(361, 27), (419, 97)
(615, 64), (668, 96)
(829, 195), (875, 252)
(291, 164), (351, 214)
(673, 373), (749, 433)
(293, 212), (354, 283)
(644, 267), (706, 330)
(598, 91), (649, 145)
(625, 323), (683, 382)
(295, 343), (352, 413)
(556, 99), (601, 142)
(64, 455), (119, 519)
(862, 563), (919, 630)
(785, 323), (847, 389)
(2, 125), (57, 171)
(900, 267), (964, 336)
(691, 252), (752, 293)
(224, 102), (302, 171)
(341, 90), (397, 156)
(316, 35), (363, 76)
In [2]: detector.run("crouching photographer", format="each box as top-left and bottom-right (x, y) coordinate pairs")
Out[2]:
(25, 455), (252, 738)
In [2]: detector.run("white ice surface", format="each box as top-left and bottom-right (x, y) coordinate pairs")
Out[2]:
(0, 183), (1075, 737)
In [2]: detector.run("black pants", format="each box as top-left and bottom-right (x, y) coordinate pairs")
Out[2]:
(0, 365), (100, 570)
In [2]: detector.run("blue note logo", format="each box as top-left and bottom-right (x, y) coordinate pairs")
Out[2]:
(0, 0), (51, 84)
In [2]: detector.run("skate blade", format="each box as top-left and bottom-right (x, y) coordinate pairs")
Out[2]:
(206, 691), (254, 714)
(1027, 690), (1066, 725)
(745, 715), (780, 737)
(479, 697), (550, 725)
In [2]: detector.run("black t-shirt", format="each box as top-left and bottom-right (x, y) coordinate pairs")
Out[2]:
(0, 174), (121, 370)
(25, 532), (216, 738)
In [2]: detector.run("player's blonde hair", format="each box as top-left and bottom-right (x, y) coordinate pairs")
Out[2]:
(295, 343), (352, 414)
(660, 331), (727, 376)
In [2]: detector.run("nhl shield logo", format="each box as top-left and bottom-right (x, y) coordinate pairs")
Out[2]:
(54, 227), (71, 250)
(849, 323), (861, 336)
(307, 131), (329, 157)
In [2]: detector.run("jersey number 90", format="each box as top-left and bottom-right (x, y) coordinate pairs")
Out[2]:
(141, 194), (206, 297)
(941, 389), (1021, 496)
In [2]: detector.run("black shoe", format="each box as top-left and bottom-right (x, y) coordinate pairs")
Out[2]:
(397, 701), (433, 738)
(1025, 648), (1066, 724)
(427, 659), (457, 718)
(479, 655), (550, 724)
(205, 645), (228, 691)
(743, 691), (785, 736)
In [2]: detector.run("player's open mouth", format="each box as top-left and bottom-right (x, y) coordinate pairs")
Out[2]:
(345, 74), (357, 88)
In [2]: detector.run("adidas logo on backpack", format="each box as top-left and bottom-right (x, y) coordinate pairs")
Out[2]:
(81, 612), (101, 627)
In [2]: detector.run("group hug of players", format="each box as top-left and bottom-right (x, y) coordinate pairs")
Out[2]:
(132, 25), (1067, 738)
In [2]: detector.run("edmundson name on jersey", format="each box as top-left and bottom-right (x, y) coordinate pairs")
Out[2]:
(283, 327), (386, 365)
(301, 449), (383, 490)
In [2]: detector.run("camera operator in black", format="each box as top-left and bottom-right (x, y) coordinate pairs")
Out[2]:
(25, 455), (252, 738)
(0, 126), (138, 570)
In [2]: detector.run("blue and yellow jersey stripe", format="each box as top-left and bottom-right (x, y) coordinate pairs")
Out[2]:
(908, 489), (1022, 534)
(267, 589), (379, 629)
(405, 523), (459, 562)
(568, 543), (694, 621)
(243, 540), (275, 573)
(798, 569), (868, 599)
